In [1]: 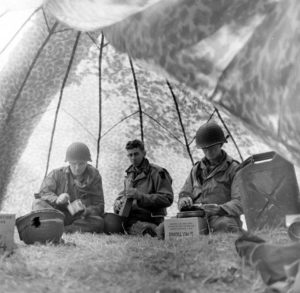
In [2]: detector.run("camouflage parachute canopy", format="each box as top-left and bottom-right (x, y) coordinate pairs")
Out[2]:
(0, 0), (299, 215)
(30, 0), (300, 165)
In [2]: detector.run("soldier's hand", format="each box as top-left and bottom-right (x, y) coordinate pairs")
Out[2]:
(56, 193), (70, 206)
(202, 204), (221, 216)
(81, 207), (91, 219)
(113, 197), (125, 213)
(178, 197), (193, 211)
(125, 188), (142, 200)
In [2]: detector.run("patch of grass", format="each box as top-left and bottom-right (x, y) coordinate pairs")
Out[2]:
(0, 228), (290, 293)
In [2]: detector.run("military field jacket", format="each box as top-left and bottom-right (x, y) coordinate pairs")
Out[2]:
(179, 151), (242, 216)
(116, 159), (174, 221)
(36, 165), (104, 216)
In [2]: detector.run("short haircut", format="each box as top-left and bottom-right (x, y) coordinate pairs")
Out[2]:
(125, 139), (145, 151)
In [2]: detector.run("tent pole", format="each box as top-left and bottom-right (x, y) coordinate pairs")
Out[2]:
(0, 8), (41, 55)
(167, 81), (194, 165)
(214, 107), (244, 162)
(101, 111), (139, 139)
(96, 33), (105, 169)
(6, 22), (58, 124)
(44, 32), (81, 178)
(129, 57), (144, 142)
(42, 9), (51, 32)
(188, 108), (216, 146)
(0, 11), (8, 18)
(142, 112), (184, 146)
(207, 109), (216, 122)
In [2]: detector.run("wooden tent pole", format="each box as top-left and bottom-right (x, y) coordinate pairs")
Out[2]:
(167, 81), (194, 165)
(129, 57), (144, 142)
(214, 107), (244, 162)
(96, 33), (105, 169)
(0, 8), (41, 55)
(44, 32), (81, 177)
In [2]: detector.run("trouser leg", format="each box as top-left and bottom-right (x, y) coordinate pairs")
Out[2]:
(32, 198), (55, 211)
(64, 216), (104, 234)
(125, 219), (159, 236)
(209, 216), (241, 233)
(33, 199), (104, 233)
(32, 199), (72, 225)
(198, 217), (209, 235)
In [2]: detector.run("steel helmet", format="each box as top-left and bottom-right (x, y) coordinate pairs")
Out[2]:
(16, 209), (65, 245)
(65, 142), (92, 162)
(103, 213), (125, 234)
(195, 122), (227, 149)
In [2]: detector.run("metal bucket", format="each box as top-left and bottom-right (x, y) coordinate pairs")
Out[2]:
(16, 209), (65, 244)
(103, 212), (125, 234)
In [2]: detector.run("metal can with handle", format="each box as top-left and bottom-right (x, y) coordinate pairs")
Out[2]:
(67, 199), (85, 216)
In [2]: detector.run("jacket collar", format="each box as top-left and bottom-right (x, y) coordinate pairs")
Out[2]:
(125, 158), (151, 182)
(126, 158), (151, 174)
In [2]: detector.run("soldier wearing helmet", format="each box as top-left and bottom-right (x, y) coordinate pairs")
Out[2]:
(32, 142), (105, 234)
(178, 122), (242, 233)
(111, 139), (174, 236)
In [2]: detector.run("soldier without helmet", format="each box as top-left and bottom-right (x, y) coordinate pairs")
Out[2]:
(112, 139), (174, 236)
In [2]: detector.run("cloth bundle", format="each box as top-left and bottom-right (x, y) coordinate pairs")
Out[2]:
(236, 232), (300, 292)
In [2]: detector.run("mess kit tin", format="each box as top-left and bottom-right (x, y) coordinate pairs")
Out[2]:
(67, 199), (85, 216)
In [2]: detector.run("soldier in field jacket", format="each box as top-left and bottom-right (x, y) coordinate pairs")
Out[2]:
(178, 122), (243, 233)
(33, 142), (104, 233)
(113, 139), (174, 236)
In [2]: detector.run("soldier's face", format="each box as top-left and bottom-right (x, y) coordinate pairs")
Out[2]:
(69, 160), (88, 176)
(127, 148), (145, 167)
(202, 144), (222, 161)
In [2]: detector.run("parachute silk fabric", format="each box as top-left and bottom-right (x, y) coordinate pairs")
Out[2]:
(43, 0), (300, 167)
(1, 1), (300, 290)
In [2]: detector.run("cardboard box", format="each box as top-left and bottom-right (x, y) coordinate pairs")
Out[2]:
(286, 214), (300, 227)
(164, 217), (202, 240)
(0, 214), (15, 251)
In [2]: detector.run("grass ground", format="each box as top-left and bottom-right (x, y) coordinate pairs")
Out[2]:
(0, 228), (290, 293)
